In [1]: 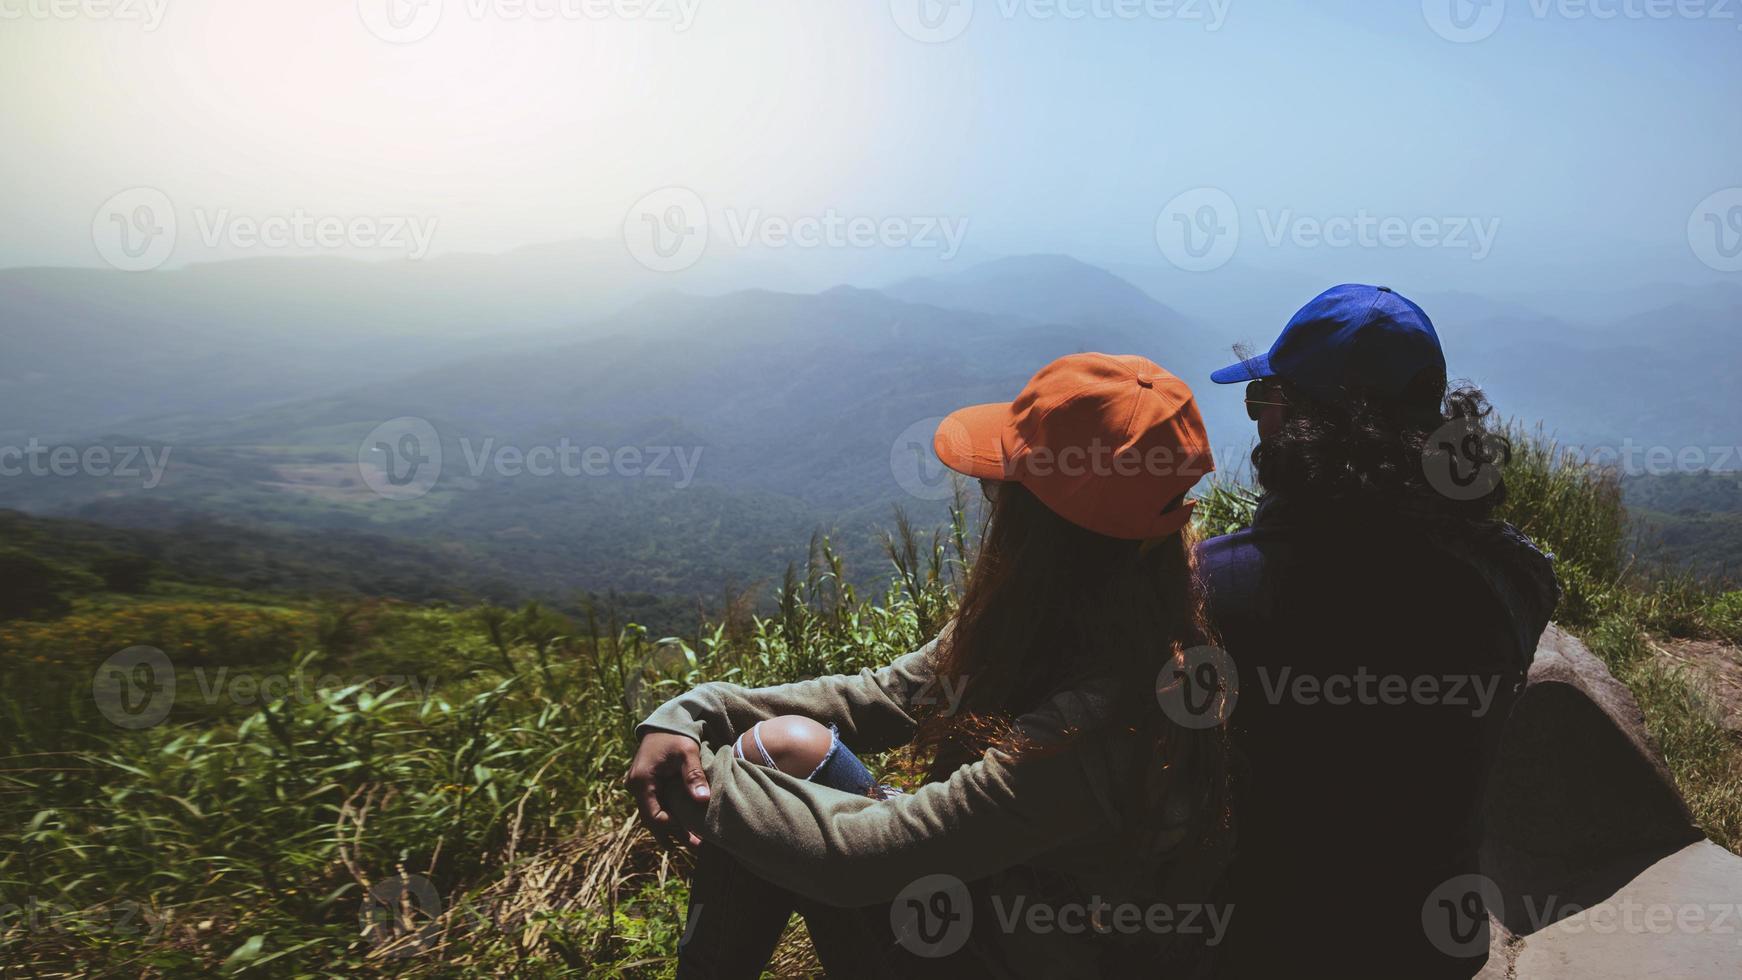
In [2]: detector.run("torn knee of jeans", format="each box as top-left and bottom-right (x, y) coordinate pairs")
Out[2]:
(734, 716), (834, 779)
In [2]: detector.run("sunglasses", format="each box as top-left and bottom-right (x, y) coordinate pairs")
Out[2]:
(1244, 379), (1288, 421)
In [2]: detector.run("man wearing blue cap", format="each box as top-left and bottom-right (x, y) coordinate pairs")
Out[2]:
(1197, 285), (1561, 978)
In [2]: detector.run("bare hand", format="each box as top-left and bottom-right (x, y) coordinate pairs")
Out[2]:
(625, 732), (711, 850)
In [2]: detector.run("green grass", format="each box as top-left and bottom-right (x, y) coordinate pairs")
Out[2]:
(1491, 424), (1742, 851)
(0, 529), (954, 976)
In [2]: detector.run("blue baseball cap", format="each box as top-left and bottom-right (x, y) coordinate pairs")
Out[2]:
(1210, 284), (1446, 400)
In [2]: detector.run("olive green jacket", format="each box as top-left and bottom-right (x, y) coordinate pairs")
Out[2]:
(637, 635), (1227, 976)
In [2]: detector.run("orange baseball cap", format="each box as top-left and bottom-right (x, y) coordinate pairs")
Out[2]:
(933, 352), (1214, 540)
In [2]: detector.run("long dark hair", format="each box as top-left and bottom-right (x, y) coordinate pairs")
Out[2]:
(1253, 370), (1508, 523)
(910, 482), (1230, 854)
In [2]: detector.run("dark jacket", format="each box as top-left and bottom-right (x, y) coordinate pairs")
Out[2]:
(1197, 495), (1559, 979)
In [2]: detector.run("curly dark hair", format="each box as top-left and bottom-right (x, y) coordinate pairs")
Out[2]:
(1251, 369), (1510, 523)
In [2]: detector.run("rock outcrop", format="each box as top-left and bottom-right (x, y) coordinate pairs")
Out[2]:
(1474, 625), (1742, 978)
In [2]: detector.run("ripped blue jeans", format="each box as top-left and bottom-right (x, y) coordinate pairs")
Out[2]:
(678, 726), (951, 979)
(731, 721), (886, 797)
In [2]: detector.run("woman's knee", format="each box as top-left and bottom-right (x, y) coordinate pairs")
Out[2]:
(737, 715), (833, 778)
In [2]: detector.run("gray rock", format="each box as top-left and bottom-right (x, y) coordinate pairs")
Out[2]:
(1474, 626), (1742, 978)
(1514, 840), (1742, 979)
(1481, 625), (1704, 935)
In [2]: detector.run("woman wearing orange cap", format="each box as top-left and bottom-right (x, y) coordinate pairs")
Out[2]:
(627, 352), (1232, 978)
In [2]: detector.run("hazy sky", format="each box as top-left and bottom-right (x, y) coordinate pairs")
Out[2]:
(3, 0), (1739, 290)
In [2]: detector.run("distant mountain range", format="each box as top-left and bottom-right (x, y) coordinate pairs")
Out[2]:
(4, 246), (1737, 601)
